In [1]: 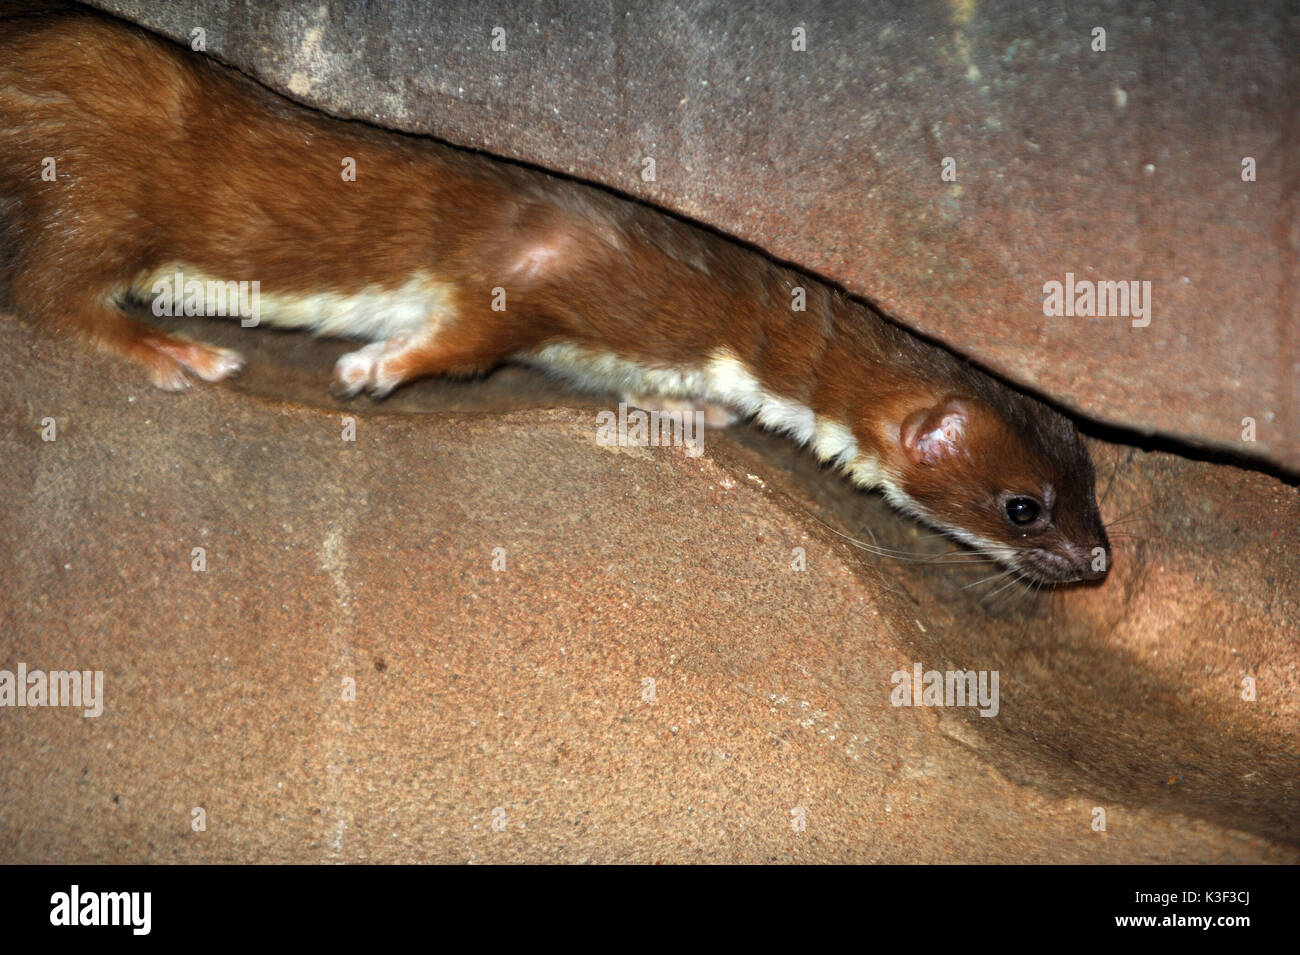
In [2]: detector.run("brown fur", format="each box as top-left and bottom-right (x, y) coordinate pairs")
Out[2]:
(0, 6), (1109, 583)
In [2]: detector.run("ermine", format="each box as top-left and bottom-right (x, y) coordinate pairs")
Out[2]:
(0, 7), (1109, 584)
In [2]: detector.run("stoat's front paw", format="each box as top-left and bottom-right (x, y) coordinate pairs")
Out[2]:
(332, 338), (408, 399)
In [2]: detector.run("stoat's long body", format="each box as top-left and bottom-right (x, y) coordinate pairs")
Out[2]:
(0, 7), (1109, 584)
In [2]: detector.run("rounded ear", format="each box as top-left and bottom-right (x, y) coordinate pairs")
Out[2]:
(900, 396), (970, 466)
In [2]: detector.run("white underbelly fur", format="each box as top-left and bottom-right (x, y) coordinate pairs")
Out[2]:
(132, 265), (449, 342)
(129, 267), (887, 493)
(524, 343), (884, 487)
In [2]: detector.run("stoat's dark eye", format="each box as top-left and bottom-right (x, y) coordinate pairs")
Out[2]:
(1005, 496), (1041, 526)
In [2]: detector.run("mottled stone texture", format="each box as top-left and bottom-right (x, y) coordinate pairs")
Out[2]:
(87, 0), (1297, 470)
(1, 314), (1296, 863)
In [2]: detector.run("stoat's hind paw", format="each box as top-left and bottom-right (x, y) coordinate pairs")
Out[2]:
(134, 337), (245, 391)
(622, 393), (737, 428)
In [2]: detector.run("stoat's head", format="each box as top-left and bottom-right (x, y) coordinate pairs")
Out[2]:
(883, 392), (1110, 585)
